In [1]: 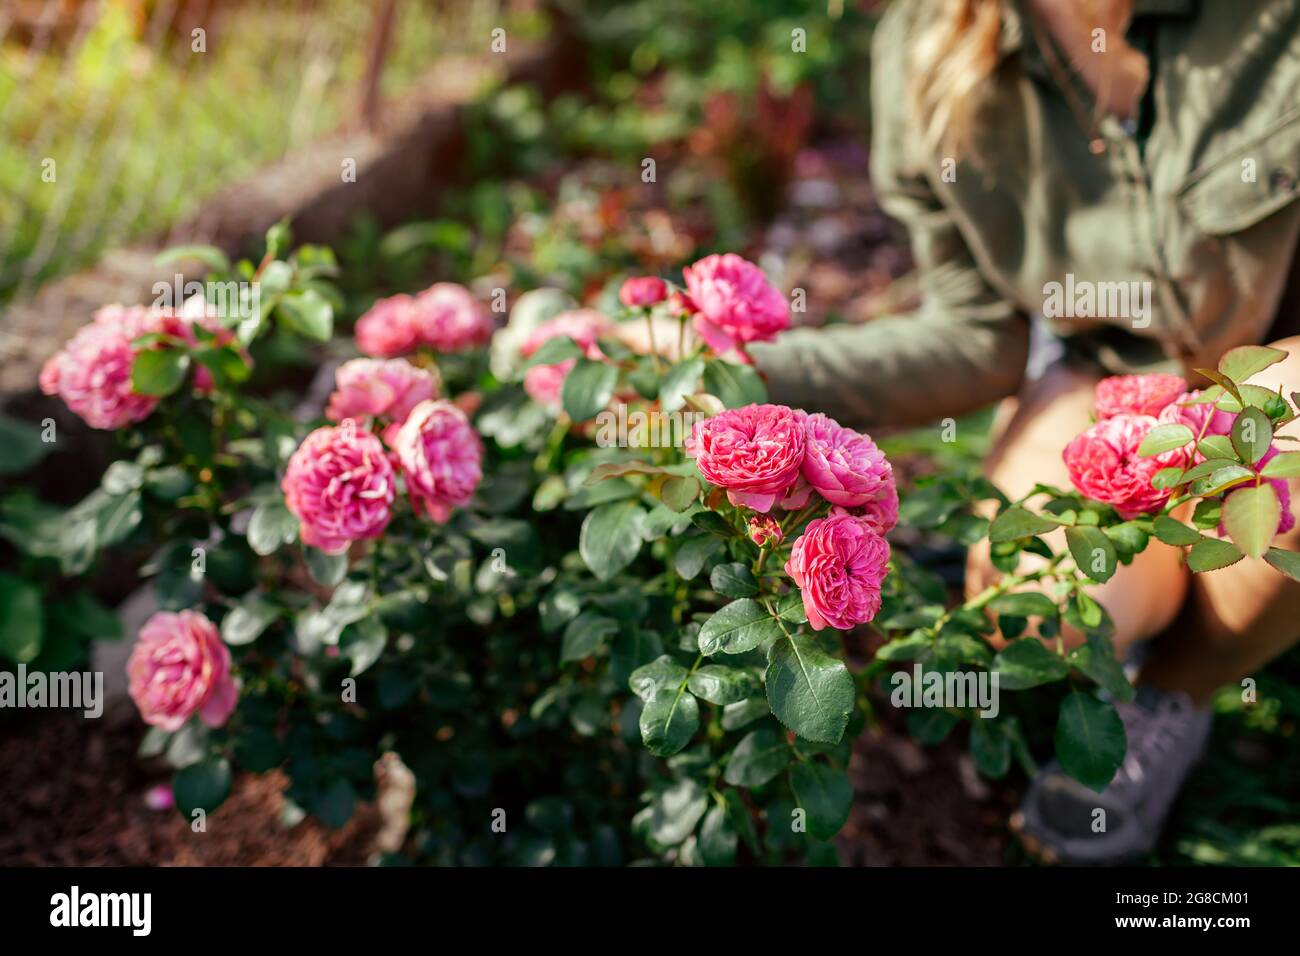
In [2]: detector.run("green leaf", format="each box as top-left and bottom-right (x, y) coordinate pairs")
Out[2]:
(247, 499), (299, 556)
(0, 413), (52, 475)
(722, 697), (770, 730)
(659, 357), (705, 412)
(561, 358), (618, 422)
(519, 335), (582, 370)
(639, 685), (699, 756)
(1219, 344), (1287, 384)
(305, 547), (349, 588)
(674, 534), (724, 579)
(0, 573), (43, 663)
(698, 804), (738, 866)
(172, 757), (233, 817)
(578, 500), (646, 581)
(766, 635), (854, 744)
(776, 592), (809, 624)
(1186, 535), (1245, 572)
(698, 598), (783, 656)
(221, 594), (279, 646)
(629, 655), (689, 701)
(992, 638), (1069, 690)
(1137, 423), (1194, 457)
(1222, 483), (1280, 559)
(688, 663), (759, 704)
(561, 612), (619, 662)
(1264, 547), (1300, 581)
(1231, 407), (1273, 464)
(710, 562), (759, 598)
(1260, 451), (1300, 478)
(1197, 434), (1237, 460)
(789, 763), (852, 840)
(702, 359), (767, 408)
(987, 591), (1059, 619)
(723, 728), (791, 786)
(659, 475), (701, 512)
(131, 348), (191, 396)
(276, 289), (333, 341)
(635, 778), (707, 847)
(988, 506), (1059, 543)
(1150, 466), (1185, 490)
(1152, 515), (1199, 546)
(1067, 634), (1135, 703)
(1054, 692), (1126, 793)
(1065, 525), (1117, 584)
(970, 720), (1011, 778)
(155, 244), (231, 272)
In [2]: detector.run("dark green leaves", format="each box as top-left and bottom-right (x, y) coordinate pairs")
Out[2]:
(0, 572), (43, 663)
(561, 612), (619, 662)
(1265, 547), (1300, 580)
(172, 757), (232, 817)
(766, 635), (854, 744)
(789, 762), (852, 840)
(579, 500), (645, 581)
(247, 498), (299, 556)
(131, 348), (190, 396)
(221, 594), (279, 646)
(1065, 525), (1117, 583)
(1187, 535), (1245, 572)
(562, 358), (618, 422)
(992, 638), (1069, 689)
(987, 591), (1058, 619)
(698, 598), (782, 656)
(988, 506), (1059, 543)
(1153, 515), (1200, 546)
(702, 359), (767, 408)
(1054, 692), (1126, 792)
(276, 289), (334, 341)
(710, 562), (758, 598)
(639, 684), (699, 756)
(659, 356), (705, 412)
(724, 728), (790, 786)
(687, 664), (759, 704)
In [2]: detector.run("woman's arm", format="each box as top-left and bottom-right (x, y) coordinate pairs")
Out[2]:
(751, 3), (1030, 431)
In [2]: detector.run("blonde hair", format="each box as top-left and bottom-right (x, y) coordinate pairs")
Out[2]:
(909, 0), (1005, 158)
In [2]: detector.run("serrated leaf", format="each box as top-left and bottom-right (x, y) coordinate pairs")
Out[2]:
(1264, 547), (1300, 581)
(698, 598), (782, 655)
(709, 562), (759, 598)
(1054, 692), (1125, 793)
(992, 638), (1069, 689)
(639, 686), (699, 756)
(579, 500), (646, 580)
(688, 663), (759, 704)
(659, 357), (705, 412)
(561, 358), (618, 422)
(1231, 407), (1273, 464)
(788, 763), (852, 840)
(765, 635), (854, 743)
(1222, 483), (1280, 559)
(1153, 515), (1200, 546)
(988, 506), (1059, 543)
(1219, 344), (1287, 384)
(723, 728), (790, 786)
(1137, 423), (1194, 457)
(1261, 451), (1300, 478)
(1065, 525), (1117, 583)
(1186, 535), (1245, 572)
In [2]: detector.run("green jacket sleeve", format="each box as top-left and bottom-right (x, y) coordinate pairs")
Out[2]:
(751, 4), (1030, 431)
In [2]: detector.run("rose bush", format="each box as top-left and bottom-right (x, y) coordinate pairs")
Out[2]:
(28, 226), (1300, 865)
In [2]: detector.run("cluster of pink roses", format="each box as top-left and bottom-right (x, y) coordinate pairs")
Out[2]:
(127, 610), (237, 731)
(354, 282), (493, 358)
(519, 309), (611, 408)
(282, 357), (483, 554)
(687, 403), (895, 632)
(39, 302), (238, 430)
(1064, 373), (1294, 532)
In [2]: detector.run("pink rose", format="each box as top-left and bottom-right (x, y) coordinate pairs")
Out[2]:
(682, 253), (789, 354)
(748, 515), (783, 547)
(127, 610), (238, 732)
(355, 294), (420, 357)
(785, 511), (891, 631)
(326, 358), (439, 428)
(391, 400), (483, 523)
(1063, 414), (1187, 519)
(1095, 374), (1186, 419)
(619, 276), (668, 308)
(282, 422), (395, 554)
(411, 283), (493, 352)
(799, 411), (896, 512)
(687, 404), (805, 512)
(858, 479), (900, 535)
(520, 309), (611, 408)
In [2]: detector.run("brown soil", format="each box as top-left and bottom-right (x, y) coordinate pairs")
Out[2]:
(0, 707), (379, 866)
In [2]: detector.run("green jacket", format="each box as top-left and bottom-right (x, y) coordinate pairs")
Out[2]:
(752, 0), (1300, 429)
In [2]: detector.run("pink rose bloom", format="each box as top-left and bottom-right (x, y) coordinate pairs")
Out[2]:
(391, 400), (484, 523)
(1220, 445), (1296, 537)
(326, 358), (439, 428)
(412, 283), (493, 352)
(619, 276), (668, 308)
(40, 306), (160, 429)
(858, 479), (900, 535)
(282, 422), (395, 554)
(1063, 414), (1188, 519)
(1095, 374), (1186, 419)
(668, 290), (697, 317)
(799, 411), (896, 510)
(520, 309), (611, 408)
(748, 515), (783, 547)
(127, 610), (238, 732)
(687, 404), (805, 512)
(355, 294), (420, 357)
(682, 253), (789, 353)
(785, 511), (891, 631)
